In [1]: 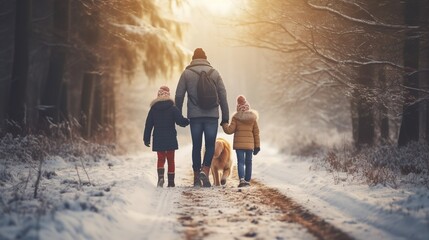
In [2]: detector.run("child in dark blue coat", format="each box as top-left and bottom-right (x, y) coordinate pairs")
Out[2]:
(143, 86), (189, 187)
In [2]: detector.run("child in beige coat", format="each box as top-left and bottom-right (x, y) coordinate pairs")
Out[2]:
(222, 95), (260, 187)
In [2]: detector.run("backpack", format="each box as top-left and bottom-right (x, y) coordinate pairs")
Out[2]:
(187, 67), (219, 109)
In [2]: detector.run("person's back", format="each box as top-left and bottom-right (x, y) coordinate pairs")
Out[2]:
(175, 48), (229, 187)
(149, 99), (179, 148)
(222, 95), (260, 187)
(143, 86), (189, 188)
(175, 51), (228, 120)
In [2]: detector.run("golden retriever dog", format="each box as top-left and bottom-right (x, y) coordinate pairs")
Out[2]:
(210, 138), (232, 186)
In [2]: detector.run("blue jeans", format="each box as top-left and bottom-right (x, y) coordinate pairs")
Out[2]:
(236, 149), (253, 181)
(190, 117), (218, 172)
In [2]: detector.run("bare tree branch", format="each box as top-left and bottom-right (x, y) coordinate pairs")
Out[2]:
(305, 0), (418, 29)
(339, 0), (382, 22)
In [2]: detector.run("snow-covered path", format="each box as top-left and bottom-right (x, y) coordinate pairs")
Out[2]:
(2, 140), (428, 239)
(88, 144), (321, 240)
(84, 142), (429, 240)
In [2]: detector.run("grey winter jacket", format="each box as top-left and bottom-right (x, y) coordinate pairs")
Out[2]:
(175, 59), (229, 121)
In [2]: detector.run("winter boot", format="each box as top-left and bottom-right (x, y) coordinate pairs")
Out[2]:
(157, 168), (165, 188)
(244, 180), (251, 187)
(238, 178), (247, 188)
(167, 173), (175, 187)
(199, 166), (211, 187)
(193, 171), (202, 187)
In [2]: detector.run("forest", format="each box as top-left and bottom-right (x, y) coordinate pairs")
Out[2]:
(241, 0), (429, 149)
(0, 0), (186, 141)
(0, 0), (429, 239)
(1, 1), (429, 148)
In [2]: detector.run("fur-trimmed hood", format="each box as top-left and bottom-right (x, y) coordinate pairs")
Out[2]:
(150, 96), (174, 109)
(232, 109), (258, 122)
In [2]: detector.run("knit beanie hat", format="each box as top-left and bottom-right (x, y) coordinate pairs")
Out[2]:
(192, 48), (207, 60)
(236, 95), (250, 112)
(157, 86), (170, 97)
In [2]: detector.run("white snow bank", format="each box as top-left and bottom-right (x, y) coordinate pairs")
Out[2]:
(253, 143), (429, 240)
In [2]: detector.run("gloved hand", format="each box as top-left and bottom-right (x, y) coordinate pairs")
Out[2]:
(220, 119), (228, 126)
(253, 147), (260, 155)
(144, 142), (150, 147)
(183, 118), (190, 127)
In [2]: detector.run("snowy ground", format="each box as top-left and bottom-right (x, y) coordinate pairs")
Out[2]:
(255, 147), (429, 240)
(1, 135), (428, 239)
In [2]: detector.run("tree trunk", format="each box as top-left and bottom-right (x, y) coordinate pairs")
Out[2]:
(80, 73), (97, 139)
(0, 1), (16, 133)
(7, 0), (32, 135)
(419, 1), (429, 144)
(26, 0), (54, 133)
(352, 64), (375, 149)
(351, 95), (359, 146)
(398, 0), (421, 147)
(77, 2), (104, 140)
(81, 73), (110, 140)
(39, 0), (70, 129)
(427, 41), (429, 143)
(105, 78), (116, 142)
(378, 67), (390, 142)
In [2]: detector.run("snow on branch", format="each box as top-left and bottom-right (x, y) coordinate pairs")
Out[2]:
(236, 37), (308, 54)
(339, 0), (382, 22)
(242, 20), (405, 71)
(401, 85), (429, 94)
(406, 69), (429, 77)
(307, 30), (405, 70)
(305, 0), (418, 29)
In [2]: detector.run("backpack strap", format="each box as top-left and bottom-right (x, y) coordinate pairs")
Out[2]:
(207, 68), (215, 77)
(186, 68), (200, 75)
(185, 68), (200, 106)
(186, 67), (215, 77)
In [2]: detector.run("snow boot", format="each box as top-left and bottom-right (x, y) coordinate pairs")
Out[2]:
(167, 173), (175, 187)
(157, 168), (165, 188)
(244, 180), (251, 187)
(193, 171), (202, 187)
(199, 166), (211, 187)
(238, 178), (247, 188)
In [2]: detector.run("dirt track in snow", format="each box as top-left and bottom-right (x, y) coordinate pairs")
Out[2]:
(175, 171), (353, 240)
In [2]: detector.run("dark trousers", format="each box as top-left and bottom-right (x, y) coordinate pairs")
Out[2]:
(190, 117), (218, 172)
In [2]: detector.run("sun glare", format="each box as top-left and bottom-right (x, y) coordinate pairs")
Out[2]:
(193, 0), (238, 16)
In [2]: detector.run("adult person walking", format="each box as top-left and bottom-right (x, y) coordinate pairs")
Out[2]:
(175, 48), (229, 187)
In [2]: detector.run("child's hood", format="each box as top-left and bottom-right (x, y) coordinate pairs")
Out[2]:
(232, 109), (258, 122)
(150, 96), (174, 110)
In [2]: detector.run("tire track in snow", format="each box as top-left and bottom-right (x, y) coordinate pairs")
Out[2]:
(175, 172), (353, 240)
(252, 181), (353, 240)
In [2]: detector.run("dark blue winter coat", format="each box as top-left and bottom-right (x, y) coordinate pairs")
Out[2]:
(143, 98), (189, 152)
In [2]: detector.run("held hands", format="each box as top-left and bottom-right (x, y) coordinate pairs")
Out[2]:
(179, 118), (190, 127)
(220, 119), (228, 126)
(253, 147), (260, 155)
(184, 118), (190, 127)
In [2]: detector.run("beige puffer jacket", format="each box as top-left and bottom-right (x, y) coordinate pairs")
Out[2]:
(222, 110), (260, 150)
